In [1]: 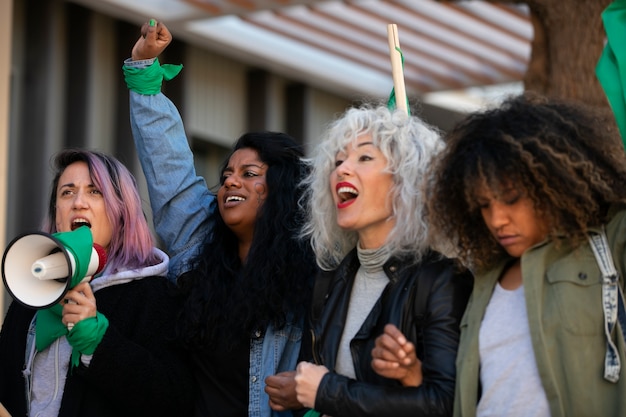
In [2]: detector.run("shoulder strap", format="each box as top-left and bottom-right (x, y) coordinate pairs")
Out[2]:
(588, 228), (626, 383)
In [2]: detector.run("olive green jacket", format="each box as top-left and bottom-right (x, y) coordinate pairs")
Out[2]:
(454, 207), (626, 417)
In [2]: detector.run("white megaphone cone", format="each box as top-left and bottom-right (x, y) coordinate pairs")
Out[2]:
(1, 226), (107, 309)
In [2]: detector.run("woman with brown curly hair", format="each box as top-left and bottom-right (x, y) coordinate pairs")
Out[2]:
(428, 93), (626, 417)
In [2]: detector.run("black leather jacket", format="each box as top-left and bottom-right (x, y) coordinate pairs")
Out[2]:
(308, 248), (472, 417)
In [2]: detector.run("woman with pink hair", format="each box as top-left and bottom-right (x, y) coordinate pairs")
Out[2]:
(0, 149), (194, 417)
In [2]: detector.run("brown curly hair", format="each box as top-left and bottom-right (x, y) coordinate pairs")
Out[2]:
(428, 92), (626, 272)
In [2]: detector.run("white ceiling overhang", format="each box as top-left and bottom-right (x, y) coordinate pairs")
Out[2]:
(71, 0), (532, 108)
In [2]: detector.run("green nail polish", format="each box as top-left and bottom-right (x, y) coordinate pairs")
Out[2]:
(149, 19), (156, 27)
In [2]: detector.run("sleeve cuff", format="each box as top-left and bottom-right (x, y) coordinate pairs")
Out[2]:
(124, 57), (157, 69)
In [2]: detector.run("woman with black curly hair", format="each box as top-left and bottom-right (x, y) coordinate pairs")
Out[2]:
(124, 21), (317, 417)
(428, 92), (626, 417)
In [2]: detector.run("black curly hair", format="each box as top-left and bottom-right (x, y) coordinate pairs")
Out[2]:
(176, 132), (317, 349)
(428, 92), (626, 272)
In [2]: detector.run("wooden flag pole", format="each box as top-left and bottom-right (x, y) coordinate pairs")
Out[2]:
(387, 23), (408, 114)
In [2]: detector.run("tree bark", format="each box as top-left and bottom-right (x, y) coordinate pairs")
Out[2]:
(525, 0), (611, 107)
(447, 0), (613, 108)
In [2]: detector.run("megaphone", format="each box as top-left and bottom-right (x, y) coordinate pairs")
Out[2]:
(1, 226), (107, 309)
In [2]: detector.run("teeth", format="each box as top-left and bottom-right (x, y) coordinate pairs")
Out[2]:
(338, 186), (358, 196)
(226, 196), (245, 203)
(72, 219), (91, 229)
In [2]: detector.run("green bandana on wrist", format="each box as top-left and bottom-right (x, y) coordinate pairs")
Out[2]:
(36, 308), (109, 368)
(67, 312), (109, 368)
(123, 59), (183, 95)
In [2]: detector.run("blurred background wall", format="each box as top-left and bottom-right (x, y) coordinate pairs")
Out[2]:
(0, 0), (526, 323)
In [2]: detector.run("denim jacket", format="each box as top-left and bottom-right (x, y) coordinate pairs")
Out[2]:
(129, 88), (301, 417)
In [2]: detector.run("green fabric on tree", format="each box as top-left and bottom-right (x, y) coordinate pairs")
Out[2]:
(597, 0), (626, 149)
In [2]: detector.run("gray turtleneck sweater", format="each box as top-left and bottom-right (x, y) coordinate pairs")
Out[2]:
(335, 244), (390, 378)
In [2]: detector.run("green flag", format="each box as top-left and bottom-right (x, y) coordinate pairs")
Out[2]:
(387, 46), (410, 115)
(597, 0), (626, 149)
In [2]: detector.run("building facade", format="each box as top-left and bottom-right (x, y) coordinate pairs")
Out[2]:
(0, 0), (463, 321)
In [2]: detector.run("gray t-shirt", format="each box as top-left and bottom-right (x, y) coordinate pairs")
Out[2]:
(477, 283), (550, 417)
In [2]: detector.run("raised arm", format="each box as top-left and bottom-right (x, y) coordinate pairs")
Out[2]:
(124, 21), (216, 280)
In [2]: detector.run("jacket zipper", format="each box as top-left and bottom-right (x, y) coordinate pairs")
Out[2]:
(311, 329), (322, 365)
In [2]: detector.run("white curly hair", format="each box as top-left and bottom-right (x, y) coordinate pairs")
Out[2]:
(301, 103), (444, 270)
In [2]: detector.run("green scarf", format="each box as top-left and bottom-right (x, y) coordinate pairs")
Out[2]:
(36, 306), (109, 368)
(123, 59), (183, 95)
(34, 226), (109, 367)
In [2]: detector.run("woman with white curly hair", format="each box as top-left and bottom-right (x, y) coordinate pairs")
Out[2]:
(269, 104), (473, 417)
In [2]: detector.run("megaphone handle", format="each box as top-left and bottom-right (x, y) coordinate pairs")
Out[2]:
(63, 279), (94, 331)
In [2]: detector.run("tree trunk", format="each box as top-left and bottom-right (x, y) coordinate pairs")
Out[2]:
(525, 0), (611, 107)
(447, 0), (613, 108)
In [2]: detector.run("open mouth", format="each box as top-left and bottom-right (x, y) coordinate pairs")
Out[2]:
(71, 219), (91, 231)
(337, 186), (358, 203)
(226, 195), (245, 203)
